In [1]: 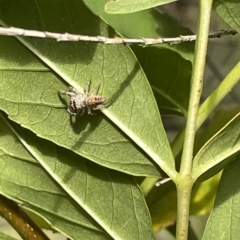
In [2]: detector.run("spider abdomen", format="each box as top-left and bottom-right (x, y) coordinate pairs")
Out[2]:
(86, 96), (106, 107)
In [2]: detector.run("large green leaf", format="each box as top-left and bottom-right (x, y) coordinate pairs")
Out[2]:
(213, 0), (240, 33)
(84, 0), (193, 116)
(0, 113), (155, 240)
(84, 0), (194, 61)
(132, 47), (191, 117)
(105, 0), (177, 14)
(0, 0), (175, 177)
(202, 155), (240, 240)
(192, 113), (240, 180)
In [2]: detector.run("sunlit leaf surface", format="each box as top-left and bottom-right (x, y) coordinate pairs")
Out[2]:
(105, 0), (177, 14)
(0, 114), (155, 240)
(0, 0), (176, 177)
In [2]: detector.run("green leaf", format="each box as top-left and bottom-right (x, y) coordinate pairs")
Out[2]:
(84, 0), (193, 116)
(105, 0), (177, 14)
(84, 0), (194, 61)
(0, 232), (19, 240)
(202, 156), (240, 240)
(192, 113), (240, 180)
(213, 0), (240, 33)
(194, 106), (240, 156)
(0, 0), (175, 177)
(0, 113), (155, 240)
(132, 46), (191, 117)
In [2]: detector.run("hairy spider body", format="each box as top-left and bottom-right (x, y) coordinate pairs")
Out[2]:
(86, 95), (105, 107)
(69, 93), (86, 115)
(59, 80), (106, 116)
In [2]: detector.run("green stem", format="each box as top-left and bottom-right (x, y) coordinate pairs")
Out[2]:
(171, 127), (185, 158)
(175, 0), (213, 239)
(197, 61), (240, 127)
(171, 61), (240, 158)
(140, 177), (157, 197)
(176, 181), (194, 240)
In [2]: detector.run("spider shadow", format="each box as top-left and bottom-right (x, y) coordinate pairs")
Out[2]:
(69, 112), (100, 134)
(57, 88), (104, 147)
(71, 63), (139, 148)
(70, 111), (105, 152)
(58, 63), (139, 152)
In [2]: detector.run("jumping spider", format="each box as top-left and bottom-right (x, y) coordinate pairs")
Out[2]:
(59, 80), (106, 115)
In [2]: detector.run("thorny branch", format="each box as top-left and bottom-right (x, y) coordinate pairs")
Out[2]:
(0, 26), (237, 46)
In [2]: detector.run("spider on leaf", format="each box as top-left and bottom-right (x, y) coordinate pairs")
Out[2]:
(59, 79), (106, 116)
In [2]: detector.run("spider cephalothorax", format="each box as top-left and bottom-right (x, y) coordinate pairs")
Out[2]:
(59, 80), (106, 115)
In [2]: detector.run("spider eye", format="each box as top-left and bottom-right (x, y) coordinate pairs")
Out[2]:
(73, 101), (77, 110)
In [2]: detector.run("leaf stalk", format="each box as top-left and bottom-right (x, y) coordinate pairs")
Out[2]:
(175, 0), (213, 239)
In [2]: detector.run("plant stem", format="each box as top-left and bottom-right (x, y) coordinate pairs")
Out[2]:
(0, 194), (50, 240)
(140, 177), (157, 197)
(0, 25), (236, 45)
(171, 61), (240, 158)
(175, 0), (213, 239)
(197, 61), (240, 127)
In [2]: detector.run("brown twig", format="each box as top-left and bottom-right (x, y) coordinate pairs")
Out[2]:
(0, 194), (50, 240)
(0, 26), (237, 45)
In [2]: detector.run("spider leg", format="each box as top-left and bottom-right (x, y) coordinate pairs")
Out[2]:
(58, 90), (76, 97)
(93, 84), (101, 95)
(58, 90), (68, 95)
(87, 107), (95, 115)
(84, 78), (91, 95)
(92, 104), (104, 110)
(78, 108), (85, 115)
(69, 86), (82, 94)
(67, 106), (77, 115)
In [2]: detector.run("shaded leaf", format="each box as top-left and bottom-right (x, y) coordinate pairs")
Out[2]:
(193, 107), (240, 182)
(195, 106), (240, 156)
(105, 0), (177, 14)
(84, 0), (193, 116)
(146, 181), (177, 231)
(0, 113), (155, 240)
(202, 155), (240, 240)
(0, 0), (175, 177)
(213, 0), (240, 33)
(193, 112), (240, 180)
(132, 46), (191, 117)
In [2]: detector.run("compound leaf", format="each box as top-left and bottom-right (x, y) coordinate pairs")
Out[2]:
(85, 0), (193, 116)
(0, 0), (175, 177)
(0, 113), (155, 240)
